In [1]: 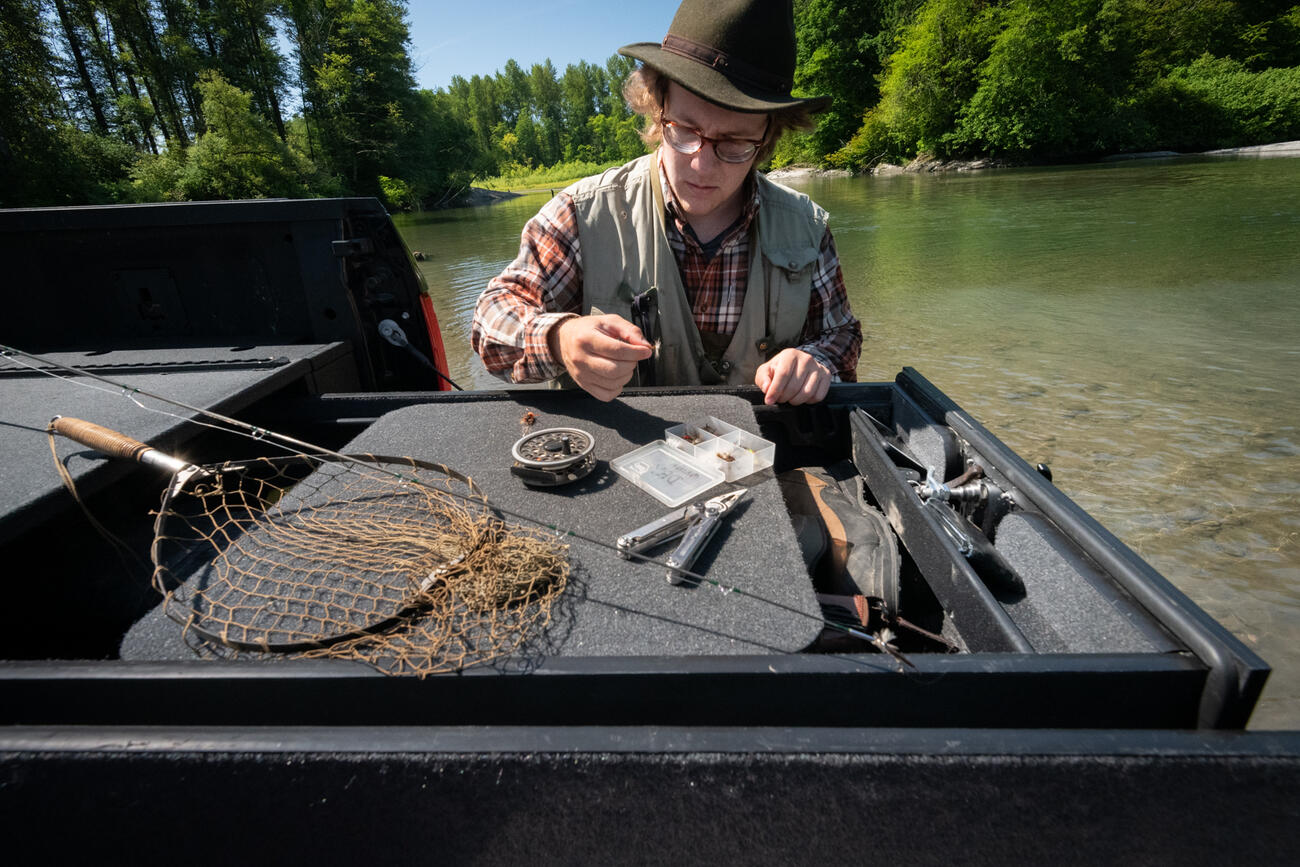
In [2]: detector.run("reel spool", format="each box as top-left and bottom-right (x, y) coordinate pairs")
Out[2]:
(511, 427), (597, 487)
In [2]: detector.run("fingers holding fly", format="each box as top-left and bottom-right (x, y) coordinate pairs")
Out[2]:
(549, 314), (653, 401)
(591, 314), (654, 353)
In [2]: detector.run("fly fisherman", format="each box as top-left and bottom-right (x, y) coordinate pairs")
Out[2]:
(471, 0), (861, 405)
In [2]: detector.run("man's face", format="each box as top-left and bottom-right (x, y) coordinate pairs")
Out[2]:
(659, 82), (769, 225)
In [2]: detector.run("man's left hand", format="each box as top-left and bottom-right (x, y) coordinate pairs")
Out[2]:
(754, 348), (831, 406)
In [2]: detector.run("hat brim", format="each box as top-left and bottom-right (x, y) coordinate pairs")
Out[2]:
(619, 42), (831, 114)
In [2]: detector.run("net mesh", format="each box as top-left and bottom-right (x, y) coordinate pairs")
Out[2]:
(150, 454), (569, 676)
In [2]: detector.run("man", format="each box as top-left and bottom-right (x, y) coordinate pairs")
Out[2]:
(471, 0), (861, 404)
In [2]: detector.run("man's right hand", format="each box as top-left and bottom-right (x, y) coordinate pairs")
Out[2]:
(547, 314), (654, 402)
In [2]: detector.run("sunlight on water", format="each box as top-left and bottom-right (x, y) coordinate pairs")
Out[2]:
(396, 156), (1300, 728)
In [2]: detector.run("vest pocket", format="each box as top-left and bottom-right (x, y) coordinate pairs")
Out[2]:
(765, 246), (820, 281)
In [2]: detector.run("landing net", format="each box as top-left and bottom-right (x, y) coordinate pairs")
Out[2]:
(151, 454), (569, 676)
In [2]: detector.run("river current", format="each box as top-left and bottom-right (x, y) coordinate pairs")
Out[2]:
(394, 154), (1300, 729)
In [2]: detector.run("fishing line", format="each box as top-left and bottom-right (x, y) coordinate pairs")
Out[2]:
(4, 344), (916, 669)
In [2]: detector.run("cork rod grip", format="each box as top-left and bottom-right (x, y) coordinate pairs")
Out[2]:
(51, 416), (156, 461)
(49, 416), (192, 475)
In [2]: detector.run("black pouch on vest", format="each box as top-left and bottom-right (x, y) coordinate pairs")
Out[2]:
(629, 284), (660, 386)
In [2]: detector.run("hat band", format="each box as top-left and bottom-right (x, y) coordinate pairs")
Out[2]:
(661, 33), (791, 97)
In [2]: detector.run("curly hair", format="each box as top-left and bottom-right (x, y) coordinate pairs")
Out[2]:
(622, 66), (815, 165)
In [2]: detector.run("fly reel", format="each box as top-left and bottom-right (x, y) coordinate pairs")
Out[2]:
(511, 427), (597, 487)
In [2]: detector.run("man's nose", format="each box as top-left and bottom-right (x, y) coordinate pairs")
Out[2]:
(690, 143), (720, 171)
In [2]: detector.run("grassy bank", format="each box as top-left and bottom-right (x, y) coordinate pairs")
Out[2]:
(477, 158), (633, 193)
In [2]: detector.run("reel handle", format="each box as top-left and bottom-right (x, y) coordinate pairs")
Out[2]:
(49, 416), (192, 475)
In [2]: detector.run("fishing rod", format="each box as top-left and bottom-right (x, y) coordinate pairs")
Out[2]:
(1, 344), (915, 669)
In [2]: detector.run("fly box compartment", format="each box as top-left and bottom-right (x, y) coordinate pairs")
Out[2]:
(664, 416), (776, 482)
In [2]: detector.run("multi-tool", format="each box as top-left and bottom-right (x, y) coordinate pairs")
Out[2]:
(616, 490), (745, 584)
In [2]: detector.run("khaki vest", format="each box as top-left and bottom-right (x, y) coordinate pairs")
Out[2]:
(561, 154), (827, 387)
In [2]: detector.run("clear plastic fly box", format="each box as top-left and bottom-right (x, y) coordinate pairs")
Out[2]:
(664, 416), (775, 482)
(610, 441), (726, 507)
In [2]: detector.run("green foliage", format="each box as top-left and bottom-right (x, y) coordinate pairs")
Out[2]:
(303, 0), (419, 197)
(397, 88), (481, 204)
(1133, 55), (1300, 149)
(603, 55), (639, 117)
(436, 52), (647, 183)
(1, 0), (68, 206)
(793, 0), (917, 160)
(129, 146), (190, 203)
(948, 0), (1131, 157)
(59, 124), (139, 202)
(824, 0), (1300, 169)
(881, 0), (998, 157)
(379, 175), (416, 210)
(560, 61), (602, 160)
(768, 131), (816, 168)
(509, 115), (542, 167)
(0, 0), (140, 207)
(165, 72), (316, 200)
(1178, 55), (1300, 143)
(831, 0), (998, 165)
(586, 113), (648, 163)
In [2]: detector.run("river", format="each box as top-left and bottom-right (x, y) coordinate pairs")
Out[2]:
(394, 153), (1300, 729)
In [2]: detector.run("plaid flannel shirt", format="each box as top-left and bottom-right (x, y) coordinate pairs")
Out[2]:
(472, 156), (861, 384)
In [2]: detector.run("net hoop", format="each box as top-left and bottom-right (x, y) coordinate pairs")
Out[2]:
(150, 453), (500, 653)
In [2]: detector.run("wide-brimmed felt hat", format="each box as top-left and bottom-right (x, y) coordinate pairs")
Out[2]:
(619, 0), (830, 114)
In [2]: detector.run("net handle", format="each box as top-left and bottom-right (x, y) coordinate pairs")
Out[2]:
(49, 416), (192, 475)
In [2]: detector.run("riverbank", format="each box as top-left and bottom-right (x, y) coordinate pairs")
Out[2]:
(455, 140), (1300, 206)
(768, 140), (1300, 179)
(455, 187), (521, 206)
(1204, 140), (1300, 157)
(767, 158), (1013, 178)
(766, 159), (1011, 179)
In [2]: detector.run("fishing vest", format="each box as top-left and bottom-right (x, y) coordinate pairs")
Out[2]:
(560, 153), (827, 387)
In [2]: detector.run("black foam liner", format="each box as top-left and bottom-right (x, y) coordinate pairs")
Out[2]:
(995, 512), (1178, 654)
(0, 344), (347, 545)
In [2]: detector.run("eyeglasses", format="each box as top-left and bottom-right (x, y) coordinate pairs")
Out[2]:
(660, 115), (768, 164)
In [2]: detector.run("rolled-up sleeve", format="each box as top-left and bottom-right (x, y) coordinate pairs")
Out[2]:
(471, 193), (585, 383)
(797, 228), (861, 381)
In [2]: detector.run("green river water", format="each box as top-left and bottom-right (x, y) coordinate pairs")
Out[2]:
(394, 153), (1300, 729)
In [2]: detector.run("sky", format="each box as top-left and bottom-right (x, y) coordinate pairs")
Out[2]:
(406, 1), (684, 92)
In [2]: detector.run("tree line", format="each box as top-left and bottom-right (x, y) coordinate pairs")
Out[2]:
(3, 0), (1297, 211)
(0, 0), (647, 209)
(781, 0), (1299, 168)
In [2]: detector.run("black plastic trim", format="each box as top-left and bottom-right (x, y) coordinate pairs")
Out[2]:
(1, 653), (1206, 729)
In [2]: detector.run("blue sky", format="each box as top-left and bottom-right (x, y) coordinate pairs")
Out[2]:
(406, 1), (683, 91)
